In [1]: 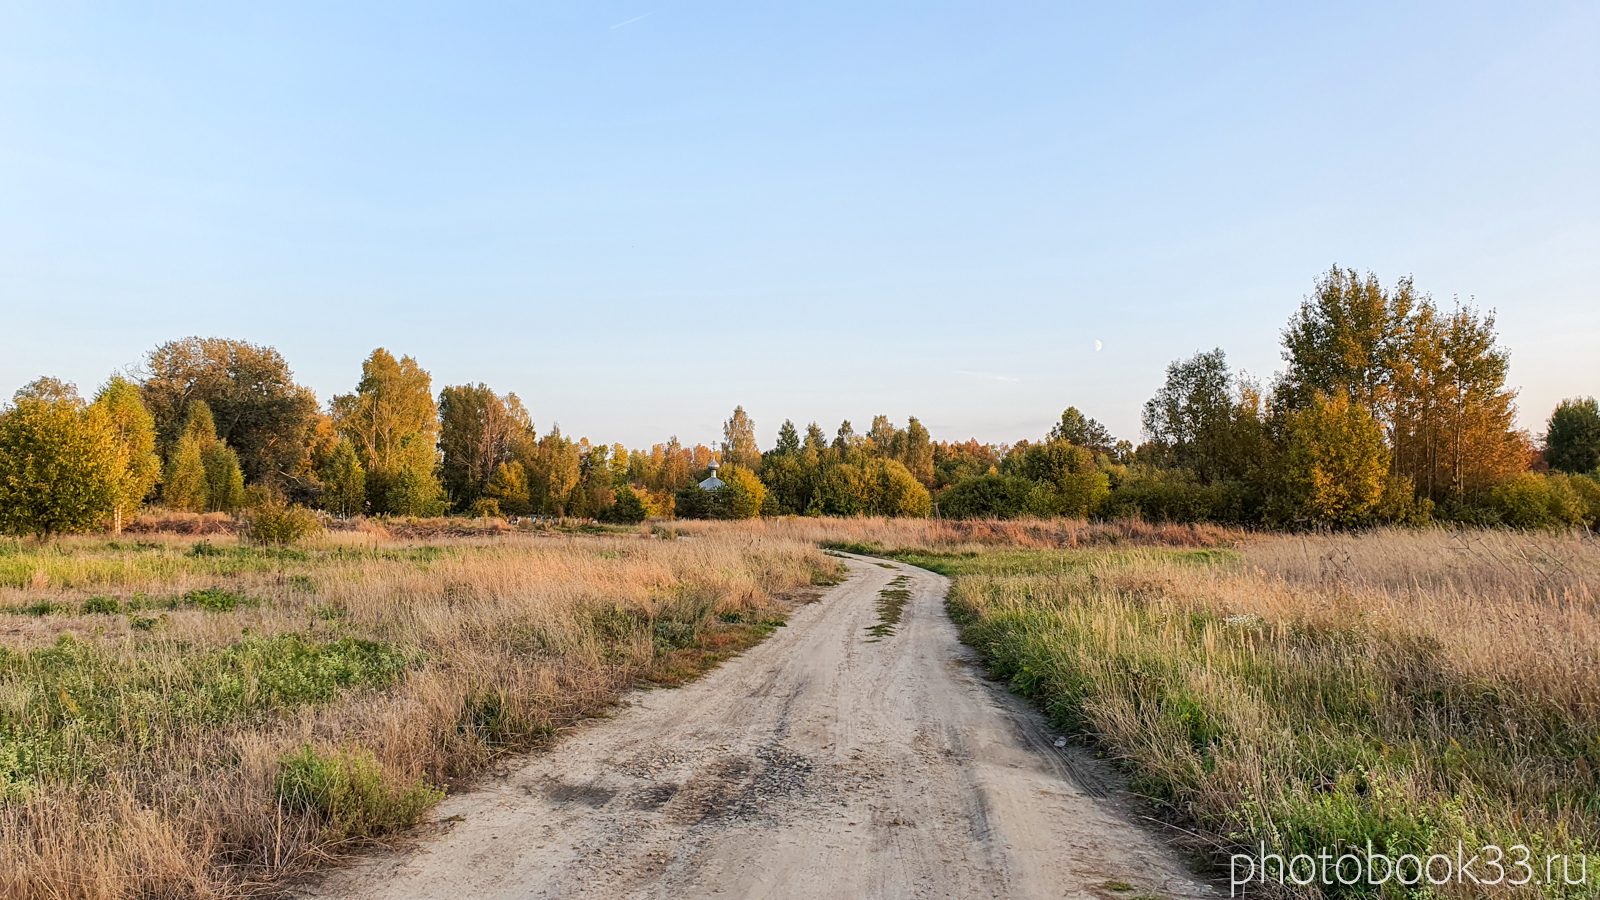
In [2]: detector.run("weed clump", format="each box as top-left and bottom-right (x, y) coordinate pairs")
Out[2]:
(184, 587), (251, 612)
(80, 596), (121, 615)
(277, 744), (442, 840)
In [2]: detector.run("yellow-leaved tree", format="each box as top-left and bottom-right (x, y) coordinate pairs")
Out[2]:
(1281, 392), (1391, 526)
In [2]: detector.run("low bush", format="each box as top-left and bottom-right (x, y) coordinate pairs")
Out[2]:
(277, 743), (442, 840)
(936, 474), (1036, 519)
(79, 596), (121, 615)
(1099, 468), (1245, 523)
(466, 498), (503, 519)
(1489, 472), (1589, 529)
(246, 501), (323, 545)
(183, 587), (251, 612)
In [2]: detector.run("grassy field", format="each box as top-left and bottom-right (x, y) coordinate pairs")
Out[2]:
(0, 528), (839, 899)
(695, 518), (1600, 898)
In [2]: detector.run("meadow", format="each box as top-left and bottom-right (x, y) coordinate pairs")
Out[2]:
(0, 526), (839, 899)
(687, 518), (1600, 898)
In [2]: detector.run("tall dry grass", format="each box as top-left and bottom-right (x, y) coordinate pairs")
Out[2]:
(812, 521), (1599, 898)
(0, 530), (836, 899)
(670, 514), (1242, 551)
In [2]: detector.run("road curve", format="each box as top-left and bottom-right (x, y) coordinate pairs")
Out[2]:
(298, 553), (1215, 900)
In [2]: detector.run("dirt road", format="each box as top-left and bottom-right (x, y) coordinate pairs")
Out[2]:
(301, 553), (1214, 899)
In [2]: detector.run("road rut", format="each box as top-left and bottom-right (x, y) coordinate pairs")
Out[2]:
(300, 553), (1214, 899)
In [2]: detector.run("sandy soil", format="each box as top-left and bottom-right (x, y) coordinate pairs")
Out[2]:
(296, 553), (1215, 899)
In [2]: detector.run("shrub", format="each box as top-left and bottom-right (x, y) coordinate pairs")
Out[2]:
(466, 498), (503, 519)
(1100, 469), (1238, 523)
(603, 484), (648, 524)
(673, 484), (712, 520)
(1568, 473), (1600, 528)
(276, 743), (442, 840)
(870, 459), (932, 518)
(185, 587), (251, 612)
(246, 501), (323, 545)
(81, 596), (122, 615)
(712, 465), (766, 519)
(1489, 472), (1588, 529)
(937, 474), (1036, 519)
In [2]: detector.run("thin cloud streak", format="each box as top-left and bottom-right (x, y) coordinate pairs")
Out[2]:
(955, 370), (1020, 383)
(611, 13), (651, 29)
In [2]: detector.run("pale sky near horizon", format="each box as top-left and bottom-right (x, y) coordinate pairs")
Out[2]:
(2, 3), (1596, 450)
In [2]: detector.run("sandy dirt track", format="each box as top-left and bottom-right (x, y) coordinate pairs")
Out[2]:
(298, 553), (1215, 899)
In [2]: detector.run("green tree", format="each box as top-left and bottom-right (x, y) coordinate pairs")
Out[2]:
(1006, 440), (1109, 518)
(773, 420), (801, 456)
(0, 381), (120, 538)
(437, 383), (531, 510)
(866, 416), (898, 457)
(1048, 407), (1117, 456)
(91, 375), (161, 533)
(320, 439), (367, 517)
(1545, 397), (1600, 474)
(937, 474), (1036, 520)
(1278, 267), (1418, 415)
(163, 401), (246, 514)
(814, 463), (868, 516)
(869, 458), (931, 517)
(202, 443), (246, 513)
(901, 417), (935, 487)
(673, 483), (712, 519)
(332, 349), (443, 516)
(137, 337), (321, 494)
(604, 483), (649, 524)
(713, 465), (767, 519)
(1281, 392), (1391, 526)
(722, 406), (761, 472)
(163, 433), (209, 512)
(484, 461), (531, 516)
(760, 453), (811, 514)
(1141, 349), (1236, 480)
(519, 425), (581, 516)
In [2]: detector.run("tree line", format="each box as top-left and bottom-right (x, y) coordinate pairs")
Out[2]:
(1, 267), (1596, 537)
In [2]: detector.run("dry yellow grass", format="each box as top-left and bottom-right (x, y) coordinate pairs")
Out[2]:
(0, 529), (837, 899)
(829, 521), (1599, 898)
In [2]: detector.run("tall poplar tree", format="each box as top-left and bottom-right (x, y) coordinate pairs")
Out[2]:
(92, 376), (161, 533)
(722, 406), (760, 472)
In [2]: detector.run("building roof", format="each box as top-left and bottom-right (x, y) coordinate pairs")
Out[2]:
(699, 461), (723, 490)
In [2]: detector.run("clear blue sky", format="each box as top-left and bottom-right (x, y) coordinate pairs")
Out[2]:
(2, 2), (1595, 450)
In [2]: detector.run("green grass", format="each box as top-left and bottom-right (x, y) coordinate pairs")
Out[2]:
(866, 575), (912, 641)
(0, 632), (413, 797)
(277, 743), (443, 840)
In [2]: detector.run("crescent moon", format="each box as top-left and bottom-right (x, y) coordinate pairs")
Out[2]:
(1094, 340), (1103, 351)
